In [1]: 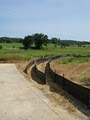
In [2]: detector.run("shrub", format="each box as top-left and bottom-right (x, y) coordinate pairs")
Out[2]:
(0, 45), (3, 49)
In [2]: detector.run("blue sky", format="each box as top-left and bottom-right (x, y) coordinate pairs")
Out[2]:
(0, 0), (90, 41)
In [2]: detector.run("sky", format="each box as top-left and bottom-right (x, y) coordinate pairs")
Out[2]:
(0, 0), (90, 41)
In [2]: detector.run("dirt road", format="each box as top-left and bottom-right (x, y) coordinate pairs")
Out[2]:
(0, 64), (88, 120)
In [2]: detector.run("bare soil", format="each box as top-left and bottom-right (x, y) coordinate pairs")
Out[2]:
(51, 61), (90, 87)
(38, 62), (47, 72)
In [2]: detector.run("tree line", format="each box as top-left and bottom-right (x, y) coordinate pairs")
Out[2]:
(0, 37), (22, 43)
(0, 33), (90, 49)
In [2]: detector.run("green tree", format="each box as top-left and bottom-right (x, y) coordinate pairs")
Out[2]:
(51, 37), (60, 47)
(33, 33), (48, 49)
(23, 35), (33, 49)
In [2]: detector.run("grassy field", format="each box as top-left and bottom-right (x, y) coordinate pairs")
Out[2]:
(0, 43), (90, 86)
(56, 56), (90, 64)
(0, 43), (90, 61)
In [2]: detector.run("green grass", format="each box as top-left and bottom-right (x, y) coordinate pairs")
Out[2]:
(81, 77), (90, 86)
(0, 43), (90, 61)
(56, 56), (90, 64)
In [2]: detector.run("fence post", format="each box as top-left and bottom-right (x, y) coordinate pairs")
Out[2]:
(48, 61), (50, 73)
(63, 74), (65, 90)
(88, 90), (90, 109)
(34, 59), (37, 74)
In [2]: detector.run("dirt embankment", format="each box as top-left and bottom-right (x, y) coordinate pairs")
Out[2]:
(51, 61), (90, 87)
(37, 62), (47, 73)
